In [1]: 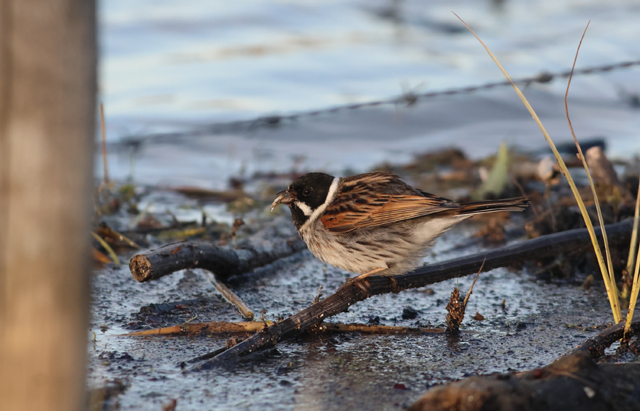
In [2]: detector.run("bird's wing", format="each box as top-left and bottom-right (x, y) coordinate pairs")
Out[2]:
(320, 172), (457, 233)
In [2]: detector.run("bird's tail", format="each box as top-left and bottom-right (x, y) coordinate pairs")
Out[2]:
(457, 197), (529, 215)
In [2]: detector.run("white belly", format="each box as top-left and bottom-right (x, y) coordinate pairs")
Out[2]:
(299, 215), (468, 276)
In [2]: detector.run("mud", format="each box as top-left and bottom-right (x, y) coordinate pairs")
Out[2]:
(90, 0), (640, 408)
(88, 210), (614, 410)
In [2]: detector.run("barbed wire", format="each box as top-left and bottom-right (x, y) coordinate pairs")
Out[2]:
(118, 59), (640, 147)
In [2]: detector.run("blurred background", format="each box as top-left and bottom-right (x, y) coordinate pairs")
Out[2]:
(99, 0), (640, 188)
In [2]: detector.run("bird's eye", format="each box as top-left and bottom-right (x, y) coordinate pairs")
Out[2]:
(303, 187), (312, 196)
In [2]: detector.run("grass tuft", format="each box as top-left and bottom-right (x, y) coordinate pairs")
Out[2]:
(454, 13), (622, 323)
(624, 179), (640, 337)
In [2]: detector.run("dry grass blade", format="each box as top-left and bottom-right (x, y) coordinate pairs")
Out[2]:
(453, 13), (621, 323)
(624, 178), (640, 337)
(207, 273), (254, 320)
(564, 22), (619, 302)
(463, 258), (485, 308)
(129, 202), (153, 229)
(107, 228), (141, 250)
(91, 231), (120, 266)
(92, 247), (113, 264)
(124, 321), (435, 337)
(125, 321), (266, 336)
(627, 177), (640, 278)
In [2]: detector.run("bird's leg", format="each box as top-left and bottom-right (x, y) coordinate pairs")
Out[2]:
(354, 266), (387, 281)
(343, 267), (388, 295)
(353, 267), (401, 293)
(344, 267), (389, 292)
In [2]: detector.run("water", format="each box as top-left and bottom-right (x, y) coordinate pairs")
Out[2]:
(100, 0), (640, 188)
(101, 0), (640, 123)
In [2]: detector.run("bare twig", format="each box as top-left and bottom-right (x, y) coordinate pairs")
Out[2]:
(206, 273), (254, 320)
(411, 349), (640, 411)
(412, 319), (640, 411)
(564, 22), (620, 320)
(126, 321), (265, 336)
(446, 259), (484, 333)
(572, 318), (640, 358)
(129, 236), (306, 283)
(463, 259), (485, 308)
(124, 321), (440, 337)
(92, 231), (120, 266)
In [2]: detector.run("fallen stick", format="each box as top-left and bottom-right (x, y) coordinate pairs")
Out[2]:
(410, 351), (640, 411)
(207, 273), (254, 320)
(126, 321), (265, 336)
(190, 219), (634, 371)
(410, 318), (640, 411)
(129, 236), (306, 282)
(571, 319), (640, 358)
(124, 321), (442, 337)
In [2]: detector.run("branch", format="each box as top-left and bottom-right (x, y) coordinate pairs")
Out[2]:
(190, 219), (634, 371)
(129, 236), (306, 282)
(124, 321), (441, 337)
(410, 350), (640, 411)
(571, 318), (640, 358)
(411, 318), (640, 411)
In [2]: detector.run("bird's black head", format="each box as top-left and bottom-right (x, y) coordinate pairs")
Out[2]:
(272, 172), (336, 229)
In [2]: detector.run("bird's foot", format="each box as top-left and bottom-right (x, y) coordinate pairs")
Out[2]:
(342, 276), (370, 295)
(342, 267), (387, 295)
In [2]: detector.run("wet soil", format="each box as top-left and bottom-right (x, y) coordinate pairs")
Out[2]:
(92, 1), (640, 408)
(87, 216), (613, 410)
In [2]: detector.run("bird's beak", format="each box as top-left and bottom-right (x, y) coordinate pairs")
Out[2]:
(271, 189), (295, 212)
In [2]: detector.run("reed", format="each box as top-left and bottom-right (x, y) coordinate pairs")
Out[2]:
(624, 179), (640, 337)
(454, 14), (622, 323)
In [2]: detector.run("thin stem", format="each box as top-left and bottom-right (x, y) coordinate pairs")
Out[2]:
(564, 22), (619, 302)
(624, 177), (640, 337)
(626, 177), (640, 278)
(453, 13), (621, 323)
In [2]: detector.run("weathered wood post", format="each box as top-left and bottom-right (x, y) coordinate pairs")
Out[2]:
(0, 1), (96, 410)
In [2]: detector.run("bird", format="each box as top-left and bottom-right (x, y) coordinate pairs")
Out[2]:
(271, 171), (528, 282)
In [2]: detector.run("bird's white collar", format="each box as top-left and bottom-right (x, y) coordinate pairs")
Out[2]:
(300, 177), (339, 231)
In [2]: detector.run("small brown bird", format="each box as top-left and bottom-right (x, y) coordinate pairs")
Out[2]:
(271, 172), (527, 281)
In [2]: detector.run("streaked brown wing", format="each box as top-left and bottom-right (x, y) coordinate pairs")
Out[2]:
(320, 172), (457, 233)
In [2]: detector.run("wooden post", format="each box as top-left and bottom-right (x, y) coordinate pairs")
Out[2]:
(0, 1), (96, 411)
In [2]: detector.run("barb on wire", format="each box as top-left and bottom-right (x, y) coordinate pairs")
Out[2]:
(114, 60), (640, 148)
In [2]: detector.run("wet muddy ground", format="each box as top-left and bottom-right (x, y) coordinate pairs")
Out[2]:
(87, 209), (614, 410)
(91, 1), (640, 409)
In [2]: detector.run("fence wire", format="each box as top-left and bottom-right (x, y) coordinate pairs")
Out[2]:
(117, 59), (640, 147)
